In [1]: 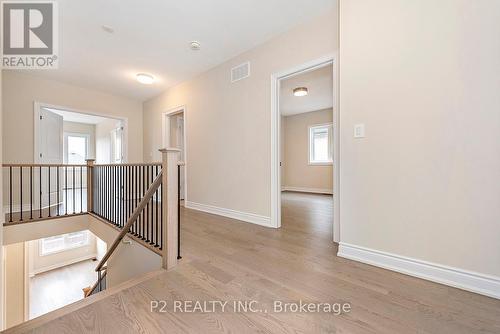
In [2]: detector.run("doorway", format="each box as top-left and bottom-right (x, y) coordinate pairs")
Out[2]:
(33, 103), (128, 213)
(271, 56), (339, 242)
(162, 106), (186, 201)
(34, 103), (127, 165)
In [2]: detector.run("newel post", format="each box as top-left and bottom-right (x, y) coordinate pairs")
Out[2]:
(86, 159), (95, 213)
(160, 148), (181, 270)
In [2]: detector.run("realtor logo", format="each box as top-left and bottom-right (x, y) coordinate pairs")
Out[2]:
(1, 1), (58, 69)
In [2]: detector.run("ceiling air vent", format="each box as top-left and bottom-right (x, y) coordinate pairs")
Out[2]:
(231, 62), (250, 83)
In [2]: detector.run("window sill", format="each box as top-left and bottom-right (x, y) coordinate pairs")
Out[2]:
(308, 161), (333, 166)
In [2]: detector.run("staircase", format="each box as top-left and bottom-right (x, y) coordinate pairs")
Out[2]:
(2, 148), (183, 298)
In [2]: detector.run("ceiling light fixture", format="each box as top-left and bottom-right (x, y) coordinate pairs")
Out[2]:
(136, 73), (154, 85)
(101, 25), (114, 34)
(293, 87), (308, 97)
(190, 41), (201, 51)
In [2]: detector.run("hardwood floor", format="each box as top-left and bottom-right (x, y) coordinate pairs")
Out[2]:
(6, 192), (500, 333)
(29, 260), (97, 319)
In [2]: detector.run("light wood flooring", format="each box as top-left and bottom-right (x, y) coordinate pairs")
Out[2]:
(6, 192), (500, 333)
(29, 259), (97, 319)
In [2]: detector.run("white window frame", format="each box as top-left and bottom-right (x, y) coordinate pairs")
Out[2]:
(63, 132), (90, 164)
(39, 230), (90, 256)
(308, 123), (333, 166)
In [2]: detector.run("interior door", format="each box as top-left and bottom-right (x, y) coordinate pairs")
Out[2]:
(38, 108), (64, 208)
(111, 126), (124, 164)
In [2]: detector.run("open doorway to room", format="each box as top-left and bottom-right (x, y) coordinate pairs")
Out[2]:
(30, 105), (127, 216)
(272, 57), (337, 241)
(162, 106), (186, 202)
(36, 106), (127, 165)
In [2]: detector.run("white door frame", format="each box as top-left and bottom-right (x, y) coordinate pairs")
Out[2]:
(34, 102), (129, 163)
(270, 54), (340, 242)
(162, 106), (187, 201)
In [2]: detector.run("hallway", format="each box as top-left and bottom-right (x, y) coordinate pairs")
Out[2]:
(7, 201), (500, 333)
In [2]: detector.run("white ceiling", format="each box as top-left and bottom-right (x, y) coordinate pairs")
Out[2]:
(280, 64), (333, 116)
(45, 108), (114, 124)
(26, 0), (335, 101)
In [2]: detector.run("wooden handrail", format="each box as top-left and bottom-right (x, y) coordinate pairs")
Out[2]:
(93, 162), (161, 167)
(2, 163), (87, 167)
(2, 162), (161, 167)
(95, 171), (163, 272)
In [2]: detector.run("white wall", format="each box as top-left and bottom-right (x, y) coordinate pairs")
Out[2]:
(88, 216), (161, 287)
(3, 242), (25, 329)
(2, 71), (143, 164)
(282, 109), (333, 193)
(338, 0), (500, 296)
(143, 8), (338, 220)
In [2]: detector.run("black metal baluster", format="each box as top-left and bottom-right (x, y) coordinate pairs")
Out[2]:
(39, 166), (42, 218)
(136, 165), (140, 235)
(98, 167), (101, 216)
(146, 165), (149, 241)
(178, 164), (181, 259)
(150, 166), (154, 244)
(48, 166), (51, 217)
(57, 167), (60, 216)
(104, 166), (109, 220)
(20, 167), (23, 221)
(73, 166), (75, 214)
(155, 165), (159, 247)
(122, 166), (125, 227)
(142, 165), (145, 239)
(109, 166), (111, 221)
(94, 167), (97, 215)
(30, 166), (33, 220)
(112, 166), (115, 224)
(160, 174), (163, 250)
(130, 166), (133, 233)
(80, 166), (83, 213)
(150, 165), (154, 244)
(9, 166), (12, 222)
(65, 166), (68, 216)
(132, 165), (136, 234)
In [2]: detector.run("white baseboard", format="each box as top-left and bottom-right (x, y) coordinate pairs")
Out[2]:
(282, 186), (333, 195)
(338, 242), (500, 299)
(185, 201), (272, 228)
(31, 253), (97, 276)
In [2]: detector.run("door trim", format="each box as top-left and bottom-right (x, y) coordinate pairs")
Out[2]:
(270, 54), (340, 243)
(162, 105), (187, 202)
(33, 102), (129, 163)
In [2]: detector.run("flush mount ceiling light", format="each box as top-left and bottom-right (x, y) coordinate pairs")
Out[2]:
(190, 41), (201, 51)
(136, 73), (154, 85)
(293, 87), (308, 97)
(101, 25), (114, 34)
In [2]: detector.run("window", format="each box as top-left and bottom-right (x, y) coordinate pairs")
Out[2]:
(64, 133), (89, 164)
(309, 123), (333, 165)
(40, 231), (89, 256)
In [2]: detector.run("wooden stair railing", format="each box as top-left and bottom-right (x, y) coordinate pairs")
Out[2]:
(89, 172), (163, 293)
(2, 163), (89, 224)
(86, 148), (181, 295)
(3, 149), (182, 297)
